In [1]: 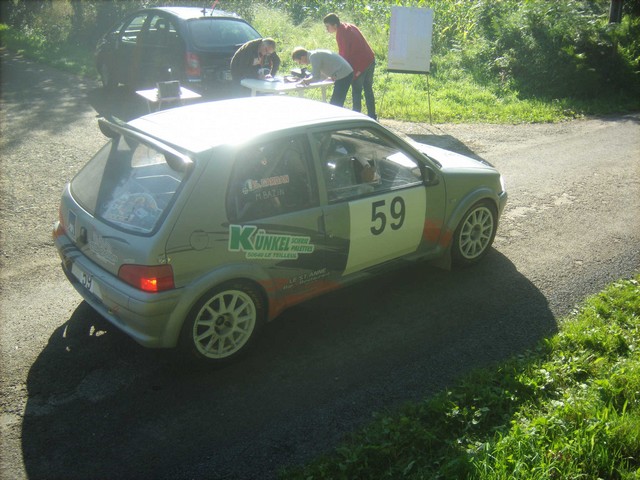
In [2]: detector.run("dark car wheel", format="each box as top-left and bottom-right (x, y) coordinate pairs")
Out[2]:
(98, 62), (117, 91)
(452, 200), (497, 266)
(180, 281), (265, 364)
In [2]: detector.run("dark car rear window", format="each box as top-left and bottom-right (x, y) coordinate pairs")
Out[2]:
(71, 135), (188, 234)
(187, 18), (260, 49)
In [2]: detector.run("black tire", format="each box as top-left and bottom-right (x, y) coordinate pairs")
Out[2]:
(179, 281), (265, 364)
(98, 62), (117, 91)
(451, 200), (497, 267)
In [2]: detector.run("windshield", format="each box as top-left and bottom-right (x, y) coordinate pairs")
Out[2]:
(188, 18), (260, 48)
(71, 135), (188, 234)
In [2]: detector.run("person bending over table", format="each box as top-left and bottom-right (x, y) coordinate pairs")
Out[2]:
(291, 47), (353, 108)
(231, 38), (281, 96)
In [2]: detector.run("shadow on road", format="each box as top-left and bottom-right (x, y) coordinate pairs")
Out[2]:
(87, 85), (150, 122)
(22, 251), (556, 479)
(86, 78), (231, 122)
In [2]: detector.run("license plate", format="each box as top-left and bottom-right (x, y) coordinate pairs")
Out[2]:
(71, 262), (103, 300)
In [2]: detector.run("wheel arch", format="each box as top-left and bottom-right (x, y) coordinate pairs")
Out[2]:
(161, 262), (274, 347)
(445, 188), (501, 237)
(97, 56), (118, 90)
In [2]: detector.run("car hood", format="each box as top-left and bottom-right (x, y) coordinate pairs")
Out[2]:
(412, 142), (496, 171)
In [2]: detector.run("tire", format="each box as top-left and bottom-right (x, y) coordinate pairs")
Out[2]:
(179, 281), (265, 364)
(452, 200), (497, 266)
(98, 62), (117, 91)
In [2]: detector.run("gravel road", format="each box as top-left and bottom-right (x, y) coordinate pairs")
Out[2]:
(1, 50), (639, 479)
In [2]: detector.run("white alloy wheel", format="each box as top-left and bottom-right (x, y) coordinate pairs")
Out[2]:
(452, 201), (497, 265)
(183, 283), (264, 363)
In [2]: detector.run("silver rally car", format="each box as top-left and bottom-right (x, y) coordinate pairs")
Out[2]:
(53, 96), (507, 364)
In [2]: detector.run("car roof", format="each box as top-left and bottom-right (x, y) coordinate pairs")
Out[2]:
(128, 96), (373, 154)
(149, 6), (242, 20)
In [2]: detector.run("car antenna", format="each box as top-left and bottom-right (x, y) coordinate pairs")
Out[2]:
(209, 0), (219, 15)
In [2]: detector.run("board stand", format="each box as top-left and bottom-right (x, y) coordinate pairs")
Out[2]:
(379, 71), (433, 124)
(426, 73), (432, 124)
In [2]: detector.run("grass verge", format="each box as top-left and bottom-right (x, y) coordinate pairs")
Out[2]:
(281, 275), (640, 479)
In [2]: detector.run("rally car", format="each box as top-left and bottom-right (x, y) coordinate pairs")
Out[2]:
(53, 96), (507, 364)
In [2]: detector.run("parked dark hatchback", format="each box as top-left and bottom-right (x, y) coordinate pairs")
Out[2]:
(96, 6), (261, 94)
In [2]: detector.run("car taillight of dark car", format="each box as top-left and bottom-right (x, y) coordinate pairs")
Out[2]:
(185, 52), (201, 78)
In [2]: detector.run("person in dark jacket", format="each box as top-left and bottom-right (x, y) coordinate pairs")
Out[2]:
(230, 38), (280, 96)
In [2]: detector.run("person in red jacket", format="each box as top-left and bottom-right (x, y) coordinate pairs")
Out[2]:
(323, 13), (377, 120)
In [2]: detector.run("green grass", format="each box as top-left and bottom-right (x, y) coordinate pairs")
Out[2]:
(2, 2), (639, 124)
(280, 276), (640, 479)
(0, 23), (94, 77)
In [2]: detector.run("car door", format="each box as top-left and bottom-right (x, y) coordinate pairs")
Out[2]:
(113, 12), (150, 87)
(139, 13), (184, 86)
(311, 126), (443, 277)
(226, 134), (331, 301)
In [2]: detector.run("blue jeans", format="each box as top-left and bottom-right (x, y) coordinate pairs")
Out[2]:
(330, 72), (353, 108)
(351, 61), (376, 119)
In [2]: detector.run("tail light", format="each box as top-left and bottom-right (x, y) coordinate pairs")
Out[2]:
(53, 204), (65, 240)
(185, 52), (201, 78)
(118, 264), (175, 292)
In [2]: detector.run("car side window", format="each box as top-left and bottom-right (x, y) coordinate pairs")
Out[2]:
(120, 14), (148, 45)
(228, 136), (317, 222)
(312, 128), (423, 203)
(145, 15), (180, 48)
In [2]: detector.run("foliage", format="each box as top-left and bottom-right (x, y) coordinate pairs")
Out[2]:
(1, 0), (639, 123)
(281, 276), (640, 479)
(469, 0), (640, 99)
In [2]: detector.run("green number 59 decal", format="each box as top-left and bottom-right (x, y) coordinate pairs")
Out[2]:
(370, 196), (406, 235)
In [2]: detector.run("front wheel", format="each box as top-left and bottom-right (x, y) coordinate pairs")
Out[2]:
(452, 200), (497, 266)
(180, 281), (265, 364)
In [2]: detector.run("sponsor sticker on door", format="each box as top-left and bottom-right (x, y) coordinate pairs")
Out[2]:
(228, 225), (315, 260)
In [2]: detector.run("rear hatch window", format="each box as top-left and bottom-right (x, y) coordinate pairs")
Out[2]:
(187, 18), (260, 49)
(70, 133), (189, 235)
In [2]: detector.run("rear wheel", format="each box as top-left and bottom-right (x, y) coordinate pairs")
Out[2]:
(452, 200), (497, 266)
(180, 281), (265, 364)
(98, 62), (117, 91)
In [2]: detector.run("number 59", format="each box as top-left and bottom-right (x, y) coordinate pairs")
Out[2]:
(370, 196), (406, 235)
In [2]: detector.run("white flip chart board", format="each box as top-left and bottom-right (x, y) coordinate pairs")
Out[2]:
(387, 6), (434, 74)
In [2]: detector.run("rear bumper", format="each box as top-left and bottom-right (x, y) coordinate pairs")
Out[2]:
(55, 230), (185, 349)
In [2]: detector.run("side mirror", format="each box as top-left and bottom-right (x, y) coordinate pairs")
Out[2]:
(423, 165), (440, 186)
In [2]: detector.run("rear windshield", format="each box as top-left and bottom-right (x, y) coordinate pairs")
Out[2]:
(70, 135), (188, 234)
(187, 18), (260, 48)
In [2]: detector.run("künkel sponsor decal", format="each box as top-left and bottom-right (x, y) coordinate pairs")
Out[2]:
(228, 225), (315, 260)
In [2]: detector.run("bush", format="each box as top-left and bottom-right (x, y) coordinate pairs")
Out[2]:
(471, 0), (640, 99)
